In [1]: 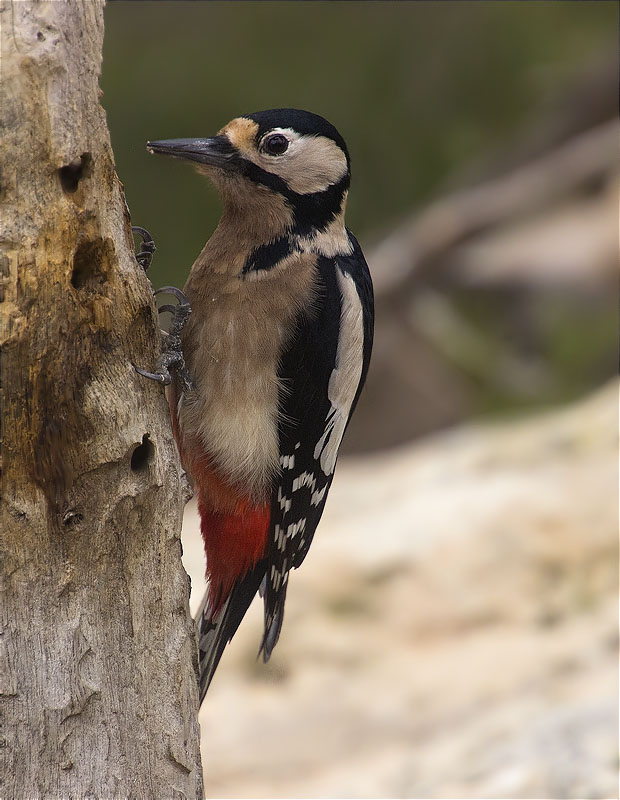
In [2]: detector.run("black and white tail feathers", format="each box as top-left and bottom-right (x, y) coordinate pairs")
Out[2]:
(259, 576), (289, 662)
(197, 560), (267, 703)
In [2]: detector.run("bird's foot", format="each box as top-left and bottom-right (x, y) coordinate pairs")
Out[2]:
(135, 284), (194, 392)
(132, 226), (193, 391)
(132, 226), (157, 272)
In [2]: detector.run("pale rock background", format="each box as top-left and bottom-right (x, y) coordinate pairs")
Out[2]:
(182, 381), (617, 799)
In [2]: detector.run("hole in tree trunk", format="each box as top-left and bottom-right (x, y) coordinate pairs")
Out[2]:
(62, 510), (83, 528)
(59, 152), (91, 194)
(131, 434), (155, 471)
(71, 237), (110, 290)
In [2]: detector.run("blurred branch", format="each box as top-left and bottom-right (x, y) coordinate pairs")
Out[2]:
(370, 120), (617, 298)
(410, 291), (550, 396)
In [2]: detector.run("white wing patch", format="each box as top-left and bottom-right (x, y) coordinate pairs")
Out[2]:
(313, 267), (364, 475)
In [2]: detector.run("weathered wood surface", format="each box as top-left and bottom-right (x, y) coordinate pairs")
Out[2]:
(0, 1), (203, 796)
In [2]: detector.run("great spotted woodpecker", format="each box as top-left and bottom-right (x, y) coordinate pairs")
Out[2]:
(146, 109), (373, 703)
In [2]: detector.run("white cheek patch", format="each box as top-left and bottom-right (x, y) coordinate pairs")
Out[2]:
(314, 268), (364, 475)
(255, 129), (348, 195)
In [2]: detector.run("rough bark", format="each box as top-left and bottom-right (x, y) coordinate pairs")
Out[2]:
(0, 2), (203, 797)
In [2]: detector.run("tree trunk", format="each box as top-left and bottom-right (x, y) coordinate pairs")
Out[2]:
(0, 1), (203, 796)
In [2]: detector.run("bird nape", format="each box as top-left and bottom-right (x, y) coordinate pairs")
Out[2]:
(144, 109), (374, 704)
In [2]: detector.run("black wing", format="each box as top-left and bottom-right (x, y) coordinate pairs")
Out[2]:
(261, 234), (374, 658)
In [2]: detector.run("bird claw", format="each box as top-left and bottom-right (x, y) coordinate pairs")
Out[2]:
(131, 227), (193, 392)
(134, 291), (194, 391)
(155, 285), (188, 305)
(135, 287), (194, 392)
(132, 226), (156, 272)
(135, 365), (170, 385)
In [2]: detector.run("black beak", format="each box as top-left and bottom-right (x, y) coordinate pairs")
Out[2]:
(146, 136), (242, 171)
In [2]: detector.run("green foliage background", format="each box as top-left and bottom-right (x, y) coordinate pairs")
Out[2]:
(102, 2), (614, 288)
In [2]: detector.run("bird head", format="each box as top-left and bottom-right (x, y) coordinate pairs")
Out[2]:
(147, 109), (351, 236)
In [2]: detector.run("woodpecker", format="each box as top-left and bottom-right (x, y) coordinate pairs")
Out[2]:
(146, 109), (374, 703)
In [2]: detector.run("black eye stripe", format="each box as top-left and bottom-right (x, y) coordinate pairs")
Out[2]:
(240, 159), (350, 234)
(263, 133), (289, 156)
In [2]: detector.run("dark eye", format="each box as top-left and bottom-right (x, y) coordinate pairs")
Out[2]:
(263, 134), (289, 156)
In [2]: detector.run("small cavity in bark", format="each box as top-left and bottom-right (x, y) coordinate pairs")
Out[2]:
(59, 152), (91, 194)
(71, 237), (110, 290)
(62, 510), (83, 528)
(131, 434), (155, 472)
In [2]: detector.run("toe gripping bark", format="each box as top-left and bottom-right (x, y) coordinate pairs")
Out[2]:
(132, 225), (157, 272)
(132, 226), (193, 393)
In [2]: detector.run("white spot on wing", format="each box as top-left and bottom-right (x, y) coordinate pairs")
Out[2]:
(314, 267), (364, 474)
(279, 453), (295, 469)
(311, 484), (327, 506)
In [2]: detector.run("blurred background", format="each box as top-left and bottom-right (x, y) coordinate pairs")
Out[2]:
(103, 3), (617, 797)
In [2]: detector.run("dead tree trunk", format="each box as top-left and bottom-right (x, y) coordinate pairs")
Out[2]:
(1, 2), (203, 796)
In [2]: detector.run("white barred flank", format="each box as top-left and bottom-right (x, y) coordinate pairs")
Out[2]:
(286, 518), (306, 538)
(310, 484), (327, 507)
(280, 454), (295, 469)
(292, 470), (316, 493)
(277, 487), (292, 513)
